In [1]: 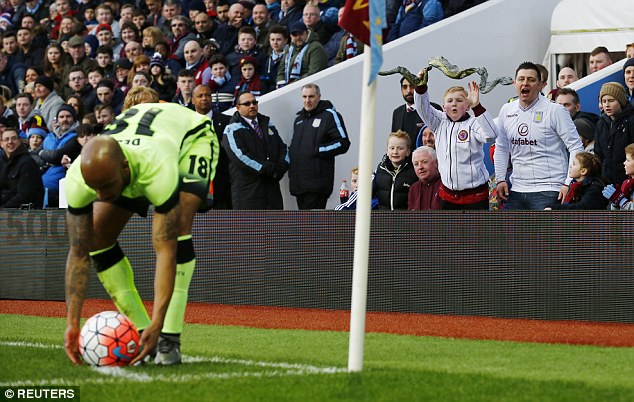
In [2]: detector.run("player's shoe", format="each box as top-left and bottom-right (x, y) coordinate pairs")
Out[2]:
(154, 333), (181, 365)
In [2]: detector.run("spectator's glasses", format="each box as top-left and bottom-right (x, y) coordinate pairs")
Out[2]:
(171, 23), (185, 28)
(238, 100), (258, 106)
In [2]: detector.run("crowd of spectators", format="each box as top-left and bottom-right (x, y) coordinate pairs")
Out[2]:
(2, 0), (632, 212)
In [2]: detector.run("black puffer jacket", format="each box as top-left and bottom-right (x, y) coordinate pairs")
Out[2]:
(289, 100), (350, 196)
(595, 105), (634, 184)
(0, 144), (44, 208)
(372, 154), (417, 210)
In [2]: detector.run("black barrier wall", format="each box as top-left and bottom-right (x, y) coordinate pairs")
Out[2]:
(1, 210), (633, 323)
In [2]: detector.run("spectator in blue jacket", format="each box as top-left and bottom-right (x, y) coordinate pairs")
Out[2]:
(387, 0), (443, 42)
(41, 104), (78, 208)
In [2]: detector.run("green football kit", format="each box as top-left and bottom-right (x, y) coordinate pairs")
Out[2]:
(65, 103), (219, 341)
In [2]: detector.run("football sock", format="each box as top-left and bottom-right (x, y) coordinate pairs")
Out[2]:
(92, 242), (151, 331)
(162, 235), (195, 335)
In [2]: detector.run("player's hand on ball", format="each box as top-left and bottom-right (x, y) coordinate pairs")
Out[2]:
(130, 322), (160, 366)
(64, 324), (83, 365)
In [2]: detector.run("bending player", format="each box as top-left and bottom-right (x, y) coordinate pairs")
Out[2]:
(63, 88), (219, 366)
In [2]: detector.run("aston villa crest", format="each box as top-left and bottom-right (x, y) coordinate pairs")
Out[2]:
(533, 111), (543, 123)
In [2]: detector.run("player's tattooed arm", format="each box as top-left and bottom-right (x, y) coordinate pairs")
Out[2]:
(64, 211), (94, 365)
(65, 211), (94, 327)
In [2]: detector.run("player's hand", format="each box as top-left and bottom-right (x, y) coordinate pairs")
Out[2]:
(62, 155), (72, 169)
(64, 324), (83, 365)
(557, 185), (569, 202)
(130, 322), (161, 366)
(496, 182), (509, 201)
(467, 81), (480, 108)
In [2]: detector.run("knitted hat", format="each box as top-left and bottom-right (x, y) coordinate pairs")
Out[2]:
(27, 115), (48, 138)
(623, 57), (634, 74)
(0, 13), (13, 28)
(34, 75), (54, 92)
(150, 52), (165, 70)
(239, 55), (257, 70)
(599, 82), (627, 108)
(114, 58), (132, 71)
(27, 126), (47, 139)
(57, 104), (77, 121)
(188, 0), (206, 13)
(574, 118), (595, 142)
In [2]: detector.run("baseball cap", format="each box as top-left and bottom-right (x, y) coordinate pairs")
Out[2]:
(289, 21), (307, 35)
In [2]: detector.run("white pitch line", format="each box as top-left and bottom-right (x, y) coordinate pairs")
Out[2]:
(2, 368), (342, 387)
(0, 340), (347, 387)
(0, 341), (63, 349)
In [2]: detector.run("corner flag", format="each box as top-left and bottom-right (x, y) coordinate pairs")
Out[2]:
(368, 0), (386, 85)
(339, 0), (386, 85)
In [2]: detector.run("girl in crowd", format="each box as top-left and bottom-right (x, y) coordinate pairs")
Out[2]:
(233, 56), (270, 100)
(43, 43), (68, 89)
(127, 54), (151, 86)
(149, 53), (176, 101)
(66, 95), (85, 122)
(25, 67), (41, 85)
(142, 26), (164, 57)
(546, 152), (607, 210)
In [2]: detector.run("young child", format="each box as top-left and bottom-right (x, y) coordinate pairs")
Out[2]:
(233, 56), (270, 100)
(603, 143), (634, 210)
(335, 167), (379, 210)
(83, 8), (98, 31)
(414, 68), (497, 210)
(226, 26), (266, 79)
(208, 54), (236, 114)
(372, 130), (418, 210)
(149, 52), (176, 101)
(546, 152), (607, 210)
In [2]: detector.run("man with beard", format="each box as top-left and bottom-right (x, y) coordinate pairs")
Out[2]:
(41, 105), (79, 207)
(275, 22), (327, 88)
(391, 76), (424, 146)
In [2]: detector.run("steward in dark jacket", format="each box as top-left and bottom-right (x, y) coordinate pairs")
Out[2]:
(595, 104), (634, 185)
(222, 110), (289, 209)
(372, 154), (417, 210)
(0, 142), (44, 208)
(289, 96), (350, 209)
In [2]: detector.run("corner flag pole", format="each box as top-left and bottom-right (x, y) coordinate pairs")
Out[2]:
(348, 49), (376, 372)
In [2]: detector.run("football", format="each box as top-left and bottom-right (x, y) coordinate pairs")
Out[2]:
(79, 311), (140, 367)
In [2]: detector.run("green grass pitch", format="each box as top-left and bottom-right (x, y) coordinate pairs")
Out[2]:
(1, 314), (633, 401)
